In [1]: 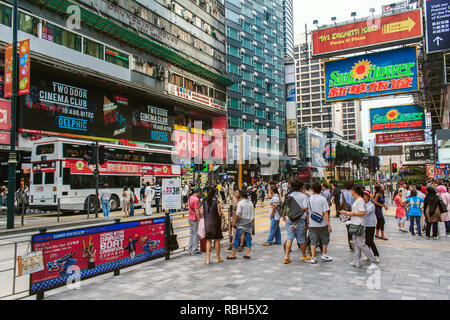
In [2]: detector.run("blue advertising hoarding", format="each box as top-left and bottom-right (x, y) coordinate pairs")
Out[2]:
(369, 104), (426, 133)
(324, 46), (419, 102)
(425, 0), (450, 54)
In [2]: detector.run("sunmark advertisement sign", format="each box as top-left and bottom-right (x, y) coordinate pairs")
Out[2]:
(324, 46), (419, 102)
(369, 105), (425, 133)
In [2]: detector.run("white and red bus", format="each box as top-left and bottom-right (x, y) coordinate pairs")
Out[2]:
(29, 137), (180, 212)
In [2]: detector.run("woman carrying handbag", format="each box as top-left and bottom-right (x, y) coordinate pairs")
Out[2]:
(340, 186), (378, 270)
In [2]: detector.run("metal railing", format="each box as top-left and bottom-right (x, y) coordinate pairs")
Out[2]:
(0, 203), (235, 300)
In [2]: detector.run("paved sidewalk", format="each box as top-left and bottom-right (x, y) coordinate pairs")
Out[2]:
(37, 215), (450, 300)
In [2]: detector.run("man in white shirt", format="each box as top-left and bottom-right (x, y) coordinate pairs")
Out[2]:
(308, 183), (333, 264)
(144, 182), (154, 216)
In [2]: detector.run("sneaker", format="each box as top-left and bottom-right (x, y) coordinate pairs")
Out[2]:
(310, 257), (317, 264)
(320, 254), (333, 262)
(401, 228), (408, 233)
(263, 242), (272, 246)
(374, 257), (381, 263)
(362, 257), (369, 262)
(301, 256), (311, 261)
(433, 236), (440, 240)
(368, 263), (379, 271)
(350, 262), (361, 269)
(191, 250), (201, 255)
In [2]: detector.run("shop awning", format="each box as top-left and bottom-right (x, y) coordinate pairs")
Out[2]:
(26, 0), (234, 87)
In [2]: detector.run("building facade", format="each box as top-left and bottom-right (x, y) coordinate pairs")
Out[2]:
(0, 0), (231, 186)
(224, 0), (288, 180)
(293, 35), (362, 144)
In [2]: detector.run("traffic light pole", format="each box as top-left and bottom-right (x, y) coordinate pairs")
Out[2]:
(6, 0), (19, 229)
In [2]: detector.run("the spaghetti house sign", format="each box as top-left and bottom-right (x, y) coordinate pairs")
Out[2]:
(324, 46), (419, 102)
(369, 104), (425, 133)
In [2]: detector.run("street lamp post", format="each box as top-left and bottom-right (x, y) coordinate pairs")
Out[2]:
(6, 0), (19, 229)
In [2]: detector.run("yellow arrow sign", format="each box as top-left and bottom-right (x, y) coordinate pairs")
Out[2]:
(382, 17), (416, 34)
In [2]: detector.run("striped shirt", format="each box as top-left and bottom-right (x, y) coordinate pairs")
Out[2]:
(154, 185), (161, 199)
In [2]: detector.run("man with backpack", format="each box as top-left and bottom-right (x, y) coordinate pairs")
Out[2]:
(282, 180), (311, 264)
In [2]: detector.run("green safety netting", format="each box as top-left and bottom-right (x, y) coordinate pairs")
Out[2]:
(28, 0), (233, 86)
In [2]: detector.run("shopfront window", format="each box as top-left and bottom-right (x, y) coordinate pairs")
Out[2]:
(83, 38), (104, 60)
(0, 4), (11, 27)
(18, 12), (38, 36)
(169, 73), (183, 87)
(42, 22), (81, 52)
(105, 47), (129, 68)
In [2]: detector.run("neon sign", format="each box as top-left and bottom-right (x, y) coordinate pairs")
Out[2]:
(325, 46), (419, 102)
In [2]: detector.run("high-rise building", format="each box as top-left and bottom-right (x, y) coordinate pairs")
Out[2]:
(225, 0), (288, 177)
(293, 34), (362, 143)
(0, 0), (231, 185)
(282, 0), (294, 61)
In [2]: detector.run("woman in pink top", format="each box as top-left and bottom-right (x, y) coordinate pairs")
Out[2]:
(437, 185), (450, 237)
(394, 190), (407, 232)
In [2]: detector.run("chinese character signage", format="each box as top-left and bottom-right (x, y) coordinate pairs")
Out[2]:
(162, 178), (181, 210)
(4, 44), (12, 98)
(324, 46), (419, 102)
(18, 39), (30, 95)
(312, 9), (422, 57)
(369, 104), (425, 133)
(376, 130), (425, 144)
(405, 145), (434, 162)
(425, 0), (450, 53)
(30, 218), (165, 294)
(18, 251), (44, 276)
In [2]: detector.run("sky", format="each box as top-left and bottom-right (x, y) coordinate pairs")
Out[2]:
(292, 0), (420, 148)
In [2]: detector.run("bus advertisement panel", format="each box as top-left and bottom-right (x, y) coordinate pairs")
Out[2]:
(30, 217), (165, 294)
(19, 62), (174, 147)
(324, 46), (419, 102)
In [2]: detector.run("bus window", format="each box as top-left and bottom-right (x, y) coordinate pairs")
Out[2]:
(63, 168), (71, 185)
(33, 172), (43, 185)
(36, 144), (55, 155)
(63, 143), (86, 158)
(45, 172), (55, 184)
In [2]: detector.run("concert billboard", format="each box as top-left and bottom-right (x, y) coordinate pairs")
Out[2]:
(312, 9), (423, 57)
(324, 46), (419, 102)
(369, 104), (425, 133)
(18, 62), (174, 147)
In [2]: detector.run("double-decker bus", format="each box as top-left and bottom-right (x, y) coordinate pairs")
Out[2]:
(29, 138), (180, 212)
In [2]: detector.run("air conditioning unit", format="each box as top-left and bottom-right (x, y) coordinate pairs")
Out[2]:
(242, 115), (247, 119)
(252, 25), (257, 30)
(253, 72), (258, 76)
(254, 87), (258, 92)
(265, 78), (269, 82)
(255, 119), (259, 123)
(240, 48), (245, 53)
(263, 35), (268, 39)
(241, 98), (247, 102)
(241, 65), (246, 70)
(241, 81), (246, 85)
(265, 93), (269, 97)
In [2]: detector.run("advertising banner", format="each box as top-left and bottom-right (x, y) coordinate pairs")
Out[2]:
(287, 137), (298, 157)
(162, 178), (181, 210)
(4, 43), (12, 98)
(0, 99), (10, 131)
(18, 39), (30, 95)
(286, 84), (296, 102)
(30, 218), (165, 294)
(376, 130), (425, 144)
(369, 104), (425, 133)
(19, 62), (174, 146)
(425, 0), (450, 54)
(286, 119), (297, 136)
(211, 116), (227, 160)
(312, 9), (422, 57)
(405, 145), (434, 162)
(324, 46), (419, 102)
(426, 164), (436, 176)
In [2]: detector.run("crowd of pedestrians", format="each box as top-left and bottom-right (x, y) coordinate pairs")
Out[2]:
(184, 177), (450, 271)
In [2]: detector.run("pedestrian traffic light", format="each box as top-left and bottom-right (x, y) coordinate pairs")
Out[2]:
(392, 163), (397, 173)
(84, 143), (97, 165)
